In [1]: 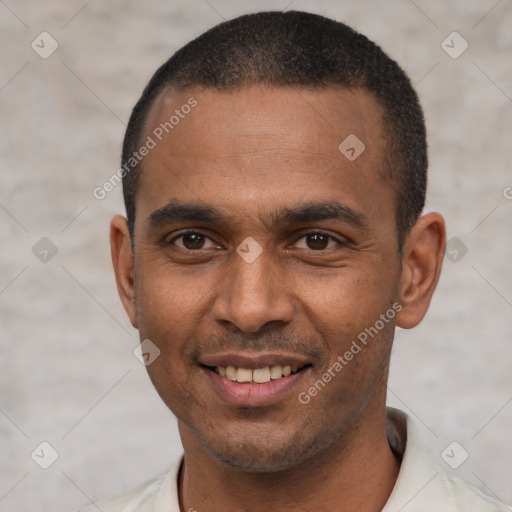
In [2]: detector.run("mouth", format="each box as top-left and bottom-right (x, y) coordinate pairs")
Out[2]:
(202, 363), (311, 384)
(199, 353), (312, 407)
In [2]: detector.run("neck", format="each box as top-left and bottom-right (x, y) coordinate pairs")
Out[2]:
(178, 405), (400, 512)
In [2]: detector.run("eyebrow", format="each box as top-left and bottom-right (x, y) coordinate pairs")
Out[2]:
(147, 199), (369, 232)
(273, 202), (369, 231)
(148, 201), (222, 227)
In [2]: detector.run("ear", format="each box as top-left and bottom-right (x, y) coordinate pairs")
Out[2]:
(396, 212), (446, 329)
(110, 215), (138, 329)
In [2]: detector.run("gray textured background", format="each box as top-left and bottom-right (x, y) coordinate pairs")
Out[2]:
(1, 1), (511, 511)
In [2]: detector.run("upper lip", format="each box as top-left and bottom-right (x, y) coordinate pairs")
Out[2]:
(199, 351), (311, 369)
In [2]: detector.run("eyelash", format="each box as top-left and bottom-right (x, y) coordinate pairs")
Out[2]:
(167, 230), (344, 251)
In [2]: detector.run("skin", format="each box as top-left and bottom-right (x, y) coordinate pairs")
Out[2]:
(111, 85), (446, 511)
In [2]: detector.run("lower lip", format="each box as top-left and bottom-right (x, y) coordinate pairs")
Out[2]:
(201, 367), (309, 407)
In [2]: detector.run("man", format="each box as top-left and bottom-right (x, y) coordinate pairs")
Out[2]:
(88, 10), (508, 512)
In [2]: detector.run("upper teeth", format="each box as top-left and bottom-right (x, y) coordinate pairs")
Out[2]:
(216, 365), (300, 383)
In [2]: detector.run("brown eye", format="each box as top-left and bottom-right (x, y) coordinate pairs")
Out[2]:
(171, 232), (215, 250)
(306, 233), (330, 250)
(293, 232), (339, 251)
(181, 233), (205, 249)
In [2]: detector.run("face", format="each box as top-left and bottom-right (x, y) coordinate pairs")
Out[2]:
(111, 85), (442, 471)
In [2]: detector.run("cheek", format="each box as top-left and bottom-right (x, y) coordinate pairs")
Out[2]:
(295, 266), (398, 377)
(134, 269), (205, 413)
(134, 263), (213, 341)
(132, 262), (224, 405)
(298, 266), (390, 328)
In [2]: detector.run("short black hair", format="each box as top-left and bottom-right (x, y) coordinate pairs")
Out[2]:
(122, 10), (427, 248)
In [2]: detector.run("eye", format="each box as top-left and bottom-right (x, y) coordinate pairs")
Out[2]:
(292, 231), (341, 250)
(169, 231), (219, 251)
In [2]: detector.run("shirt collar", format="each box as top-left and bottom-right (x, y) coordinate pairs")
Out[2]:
(383, 407), (451, 511)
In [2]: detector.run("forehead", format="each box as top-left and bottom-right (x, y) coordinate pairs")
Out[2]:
(144, 84), (384, 156)
(136, 85), (392, 231)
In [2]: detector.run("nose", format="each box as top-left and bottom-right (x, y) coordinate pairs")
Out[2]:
(211, 249), (294, 333)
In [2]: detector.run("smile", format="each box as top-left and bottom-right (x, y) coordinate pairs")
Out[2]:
(200, 360), (312, 407)
(209, 364), (308, 383)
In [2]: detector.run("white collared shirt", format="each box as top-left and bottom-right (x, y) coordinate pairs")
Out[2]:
(78, 408), (510, 511)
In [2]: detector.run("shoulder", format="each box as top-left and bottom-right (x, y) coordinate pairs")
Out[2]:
(75, 455), (183, 512)
(443, 471), (511, 512)
(385, 408), (510, 512)
(76, 472), (168, 512)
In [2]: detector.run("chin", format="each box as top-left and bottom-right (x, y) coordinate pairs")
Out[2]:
(195, 424), (320, 472)
(211, 443), (308, 472)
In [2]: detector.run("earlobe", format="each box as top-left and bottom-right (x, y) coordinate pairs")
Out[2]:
(396, 212), (446, 329)
(110, 215), (138, 329)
